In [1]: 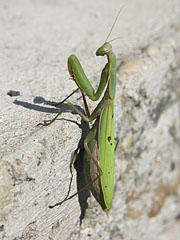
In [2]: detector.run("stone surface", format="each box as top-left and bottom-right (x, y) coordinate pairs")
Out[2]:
(0, 0), (179, 239)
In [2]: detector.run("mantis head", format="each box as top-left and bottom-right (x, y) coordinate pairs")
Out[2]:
(96, 42), (112, 56)
(96, 7), (123, 57)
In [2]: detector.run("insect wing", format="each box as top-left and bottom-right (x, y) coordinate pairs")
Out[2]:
(99, 103), (114, 209)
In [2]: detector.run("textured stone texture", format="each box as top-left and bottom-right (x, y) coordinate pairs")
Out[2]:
(0, 0), (179, 239)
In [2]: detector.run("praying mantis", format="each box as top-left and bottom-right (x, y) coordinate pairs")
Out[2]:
(38, 9), (122, 210)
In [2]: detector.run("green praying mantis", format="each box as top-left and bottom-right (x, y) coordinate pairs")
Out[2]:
(38, 9), (123, 210)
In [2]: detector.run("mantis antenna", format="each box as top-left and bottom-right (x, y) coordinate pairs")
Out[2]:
(104, 6), (124, 43)
(108, 36), (124, 43)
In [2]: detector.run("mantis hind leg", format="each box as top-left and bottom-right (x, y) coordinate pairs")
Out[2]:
(48, 153), (102, 209)
(45, 88), (79, 107)
(83, 119), (103, 176)
(55, 148), (80, 204)
(37, 101), (90, 126)
(45, 88), (90, 118)
(48, 120), (103, 209)
(37, 88), (92, 126)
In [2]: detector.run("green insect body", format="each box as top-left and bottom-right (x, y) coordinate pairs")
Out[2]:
(65, 43), (116, 210)
(84, 103), (115, 210)
(38, 10), (122, 210)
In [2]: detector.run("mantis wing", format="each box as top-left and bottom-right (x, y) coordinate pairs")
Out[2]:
(99, 103), (114, 210)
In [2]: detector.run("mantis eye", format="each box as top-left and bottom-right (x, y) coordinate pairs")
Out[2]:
(96, 42), (112, 56)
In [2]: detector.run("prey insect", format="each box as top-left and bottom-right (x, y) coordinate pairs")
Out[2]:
(38, 9), (122, 210)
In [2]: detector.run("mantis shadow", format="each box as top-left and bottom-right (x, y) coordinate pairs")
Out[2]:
(13, 97), (83, 114)
(13, 96), (91, 223)
(72, 118), (91, 224)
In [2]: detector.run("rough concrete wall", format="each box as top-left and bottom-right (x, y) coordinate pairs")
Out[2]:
(0, 0), (179, 239)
